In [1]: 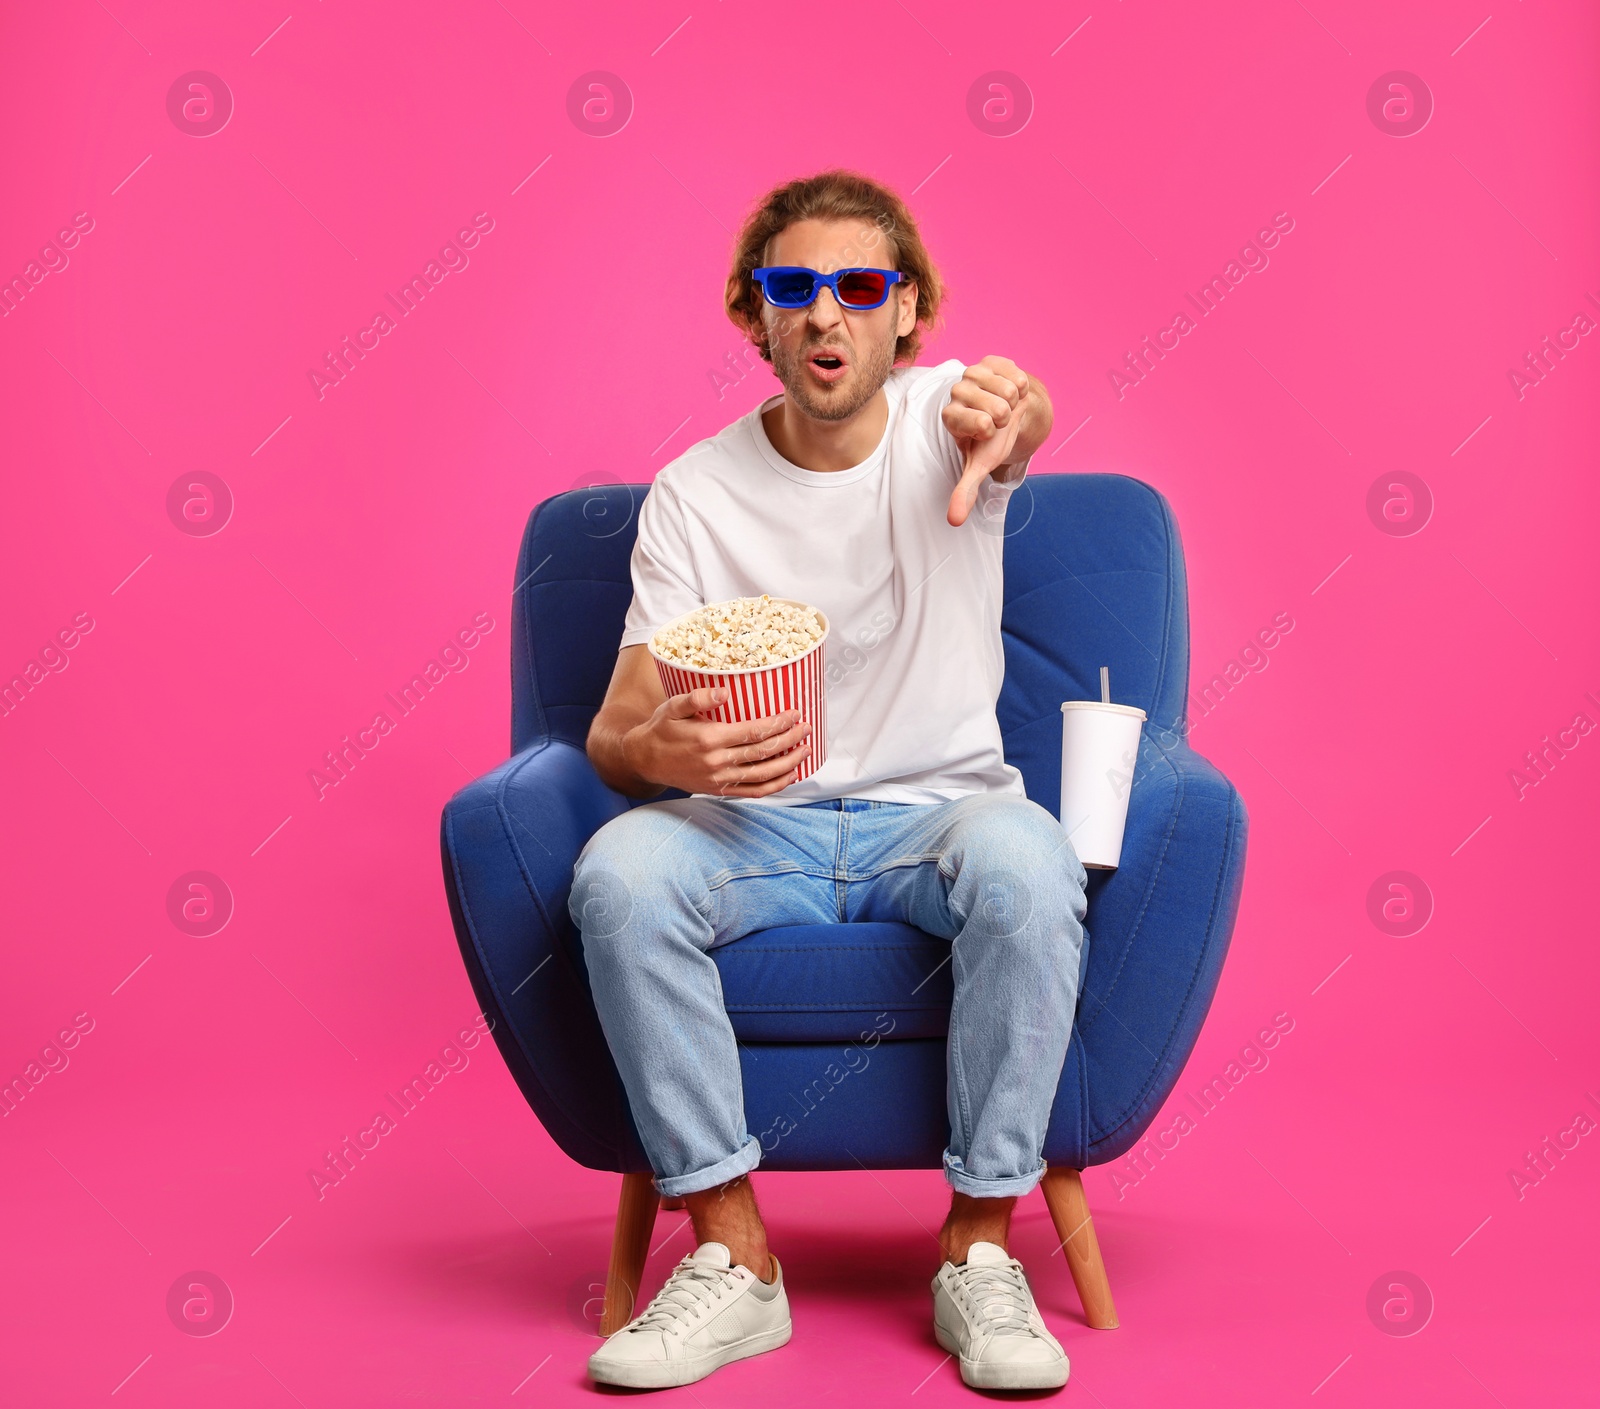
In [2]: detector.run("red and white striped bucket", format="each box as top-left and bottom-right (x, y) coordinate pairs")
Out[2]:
(647, 600), (829, 783)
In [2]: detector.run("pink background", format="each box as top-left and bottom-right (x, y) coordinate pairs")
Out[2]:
(3, 1), (1597, 1403)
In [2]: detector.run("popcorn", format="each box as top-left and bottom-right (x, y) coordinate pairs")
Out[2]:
(651, 595), (825, 671)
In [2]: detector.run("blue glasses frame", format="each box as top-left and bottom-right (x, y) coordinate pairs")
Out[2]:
(751, 266), (906, 311)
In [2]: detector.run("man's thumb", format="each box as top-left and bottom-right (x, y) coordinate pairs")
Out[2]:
(670, 686), (726, 716)
(949, 455), (987, 526)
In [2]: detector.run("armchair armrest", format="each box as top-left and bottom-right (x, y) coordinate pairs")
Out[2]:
(1067, 741), (1249, 1166)
(440, 738), (644, 1171)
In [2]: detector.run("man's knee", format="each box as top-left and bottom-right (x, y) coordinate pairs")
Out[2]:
(570, 806), (706, 952)
(948, 795), (1087, 935)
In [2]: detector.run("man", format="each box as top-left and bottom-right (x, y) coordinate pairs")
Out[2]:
(571, 169), (1088, 1392)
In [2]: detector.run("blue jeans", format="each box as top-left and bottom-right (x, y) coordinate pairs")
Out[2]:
(569, 792), (1089, 1200)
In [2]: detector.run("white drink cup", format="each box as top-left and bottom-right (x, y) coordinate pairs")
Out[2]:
(1059, 701), (1148, 869)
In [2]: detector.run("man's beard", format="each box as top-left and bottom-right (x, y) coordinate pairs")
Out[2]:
(769, 332), (897, 423)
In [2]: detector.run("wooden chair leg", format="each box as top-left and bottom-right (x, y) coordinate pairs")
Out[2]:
(601, 1172), (660, 1336)
(1040, 1165), (1119, 1329)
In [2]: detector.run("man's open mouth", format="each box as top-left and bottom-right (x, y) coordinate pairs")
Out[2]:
(808, 349), (848, 380)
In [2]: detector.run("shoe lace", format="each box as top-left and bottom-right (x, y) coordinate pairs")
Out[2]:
(952, 1259), (1035, 1336)
(629, 1258), (740, 1335)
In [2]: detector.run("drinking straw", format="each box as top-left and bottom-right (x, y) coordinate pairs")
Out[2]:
(1100, 666), (1110, 705)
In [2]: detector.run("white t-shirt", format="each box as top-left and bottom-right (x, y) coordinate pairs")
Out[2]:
(620, 357), (1031, 806)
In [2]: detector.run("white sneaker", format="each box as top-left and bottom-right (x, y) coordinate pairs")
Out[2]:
(587, 1242), (792, 1388)
(932, 1241), (1070, 1390)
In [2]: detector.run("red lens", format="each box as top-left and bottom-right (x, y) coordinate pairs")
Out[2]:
(835, 270), (888, 307)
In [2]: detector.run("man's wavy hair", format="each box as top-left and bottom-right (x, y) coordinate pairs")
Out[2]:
(724, 169), (945, 367)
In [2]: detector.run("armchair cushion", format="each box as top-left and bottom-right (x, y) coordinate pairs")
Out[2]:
(713, 923), (953, 1042)
(713, 921), (1095, 1044)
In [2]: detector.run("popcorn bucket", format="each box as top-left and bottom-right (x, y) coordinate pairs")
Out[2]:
(647, 599), (829, 783)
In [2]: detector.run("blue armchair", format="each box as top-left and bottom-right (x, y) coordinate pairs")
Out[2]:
(439, 471), (1248, 1334)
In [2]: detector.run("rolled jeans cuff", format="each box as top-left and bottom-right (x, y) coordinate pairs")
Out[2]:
(942, 1151), (1046, 1200)
(654, 1134), (763, 1199)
